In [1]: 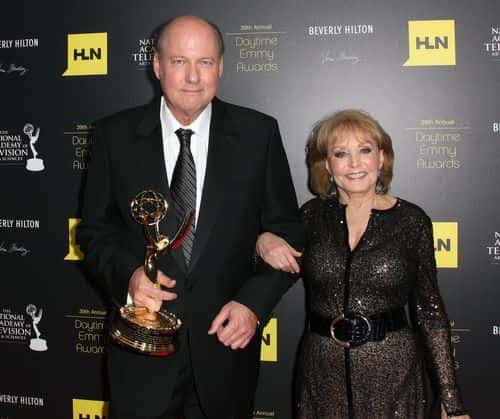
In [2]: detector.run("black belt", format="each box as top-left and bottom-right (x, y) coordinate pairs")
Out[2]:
(309, 307), (408, 348)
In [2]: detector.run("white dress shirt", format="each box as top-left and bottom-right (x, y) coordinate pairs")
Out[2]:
(160, 97), (210, 226)
(126, 99), (211, 303)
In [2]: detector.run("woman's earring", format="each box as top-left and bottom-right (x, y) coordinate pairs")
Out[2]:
(328, 174), (337, 196)
(376, 172), (383, 193)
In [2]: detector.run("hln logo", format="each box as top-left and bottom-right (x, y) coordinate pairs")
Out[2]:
(433, 222), (458, 268)
(403, 20), (456, 66)
(74, 48), (102, 60)
(416, 36), (448, 50)
(65, 218), (84, 261)
(260, 318), (277, 362)
(63, 33), (108, 76)
(72, 399), (109, 419)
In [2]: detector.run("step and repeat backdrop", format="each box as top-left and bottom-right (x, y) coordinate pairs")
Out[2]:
(1, 0), (499, 418)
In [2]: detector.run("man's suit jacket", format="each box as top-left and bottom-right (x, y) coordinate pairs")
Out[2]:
(77, 97), (303, 419)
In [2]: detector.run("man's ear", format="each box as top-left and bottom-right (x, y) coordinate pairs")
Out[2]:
(153, 53), (161, 80)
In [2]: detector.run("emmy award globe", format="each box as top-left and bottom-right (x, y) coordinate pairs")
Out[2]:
(110, 190), (193, 356)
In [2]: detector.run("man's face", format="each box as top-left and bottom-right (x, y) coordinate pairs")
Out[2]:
(153, 18), (223, 125)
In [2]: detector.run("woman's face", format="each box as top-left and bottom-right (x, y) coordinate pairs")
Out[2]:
(325, 129), (384, 196)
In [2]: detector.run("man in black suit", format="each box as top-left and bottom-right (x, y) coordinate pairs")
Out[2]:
(77, 15), (302, 419)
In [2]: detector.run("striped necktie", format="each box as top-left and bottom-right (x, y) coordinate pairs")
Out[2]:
(170, 128), (196, 265)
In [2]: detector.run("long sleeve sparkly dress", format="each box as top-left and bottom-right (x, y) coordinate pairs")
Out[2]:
(295, 197), (466, 419)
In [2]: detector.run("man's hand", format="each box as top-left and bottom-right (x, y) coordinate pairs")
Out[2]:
(256, 232), (302, 273)
(128, 266), (177, 312)
(208, 301), (258, 350)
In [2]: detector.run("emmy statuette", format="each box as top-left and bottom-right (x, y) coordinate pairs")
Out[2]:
(110, 190), (193, 356)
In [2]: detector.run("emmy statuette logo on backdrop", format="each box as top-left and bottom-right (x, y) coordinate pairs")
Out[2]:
(26, 304), (48, 351)
(24, 123), (44, 172)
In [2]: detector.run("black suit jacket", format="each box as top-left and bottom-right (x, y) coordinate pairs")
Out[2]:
(77, 97), (303, 419)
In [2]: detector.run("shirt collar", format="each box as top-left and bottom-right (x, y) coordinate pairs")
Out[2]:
(161, 96), (212, 137)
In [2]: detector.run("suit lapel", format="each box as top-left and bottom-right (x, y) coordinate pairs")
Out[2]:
(135, 97), (186, 271)
(188, 99), (238, 275)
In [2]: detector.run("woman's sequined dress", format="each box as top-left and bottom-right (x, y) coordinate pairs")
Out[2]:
(296, 197), (466, 419)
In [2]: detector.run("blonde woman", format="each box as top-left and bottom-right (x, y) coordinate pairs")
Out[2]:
(257, 110), (469, 419)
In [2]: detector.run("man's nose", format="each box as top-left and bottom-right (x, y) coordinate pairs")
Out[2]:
(186, 63), (200, 83)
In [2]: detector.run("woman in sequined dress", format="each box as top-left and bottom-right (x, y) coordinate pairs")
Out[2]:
(257, 110), (470, 419)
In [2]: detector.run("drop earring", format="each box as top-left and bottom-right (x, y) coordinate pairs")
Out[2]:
(376, 171), (383, 193)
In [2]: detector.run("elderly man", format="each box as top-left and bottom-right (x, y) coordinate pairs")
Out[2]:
(78, 15), (302, 419)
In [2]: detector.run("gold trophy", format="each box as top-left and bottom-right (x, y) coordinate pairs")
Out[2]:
(110, 190), (193, 356)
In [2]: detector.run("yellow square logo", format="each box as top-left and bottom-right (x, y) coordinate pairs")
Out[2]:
(65, 218), (84, 261)
(403, 20), (456, 66)
(73, 399), (109, 419)
(433, 222), (458, 268)
(63, 33), (108, 76)
(260, 318), (277, 362)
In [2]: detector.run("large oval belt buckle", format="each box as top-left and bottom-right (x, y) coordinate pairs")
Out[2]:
(330, 314), (349, 348)
(330, 313), (372, 348)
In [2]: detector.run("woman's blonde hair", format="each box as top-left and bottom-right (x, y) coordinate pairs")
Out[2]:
(307, 109), (394, 197)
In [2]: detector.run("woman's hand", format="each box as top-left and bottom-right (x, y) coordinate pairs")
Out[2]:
(256, 232), (302, 273)
(441, 404), (471, 419)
